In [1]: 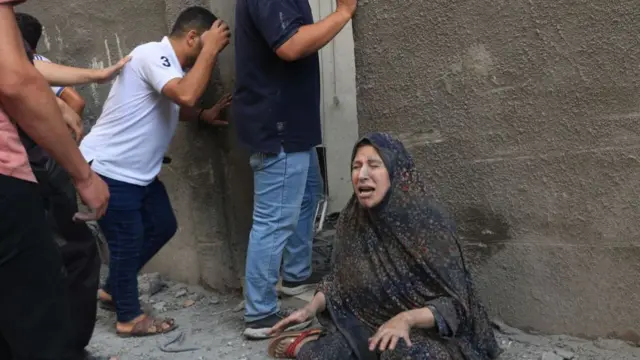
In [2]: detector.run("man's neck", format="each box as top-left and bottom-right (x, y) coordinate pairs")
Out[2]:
(168, 36), (188, 69)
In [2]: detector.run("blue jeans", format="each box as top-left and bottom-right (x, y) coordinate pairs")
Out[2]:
(244, 148), (323, 322)
(98, 176), (177, 322)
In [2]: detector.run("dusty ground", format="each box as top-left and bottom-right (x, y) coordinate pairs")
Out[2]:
(87, 272), (640, 360)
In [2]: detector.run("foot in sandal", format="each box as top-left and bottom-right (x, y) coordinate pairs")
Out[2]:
(116, 314), (177, 337)
(97, 289), (116, 312)
(268, 329), (323, 358)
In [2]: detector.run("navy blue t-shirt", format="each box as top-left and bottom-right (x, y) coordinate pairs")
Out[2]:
(233, 0), (322, 154)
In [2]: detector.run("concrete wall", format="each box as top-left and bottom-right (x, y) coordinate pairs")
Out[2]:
(17, 0), (253, 290)
(352, 0), (640, 338)
(20, 0), (640, 339)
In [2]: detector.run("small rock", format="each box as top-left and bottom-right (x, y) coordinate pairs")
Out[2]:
(175, 289), (187, 298)
(188, 293), (204, 301)
(233, 300), (245, 312)
(540, 352), (563, 360)
(138, 272), (165, 296)
(553, 349), (575, 359)
(153, 301), (167, 312)
(169, 283), (187, 292)
(209, 296), (220, 305)
(183, 299), (195, 308)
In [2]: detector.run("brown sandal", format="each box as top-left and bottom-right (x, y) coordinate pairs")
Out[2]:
(116, 315), (178, 338)
(268, 328), (323, 358)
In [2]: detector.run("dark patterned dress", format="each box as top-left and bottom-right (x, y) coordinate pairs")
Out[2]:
(297, 132), (501, 360)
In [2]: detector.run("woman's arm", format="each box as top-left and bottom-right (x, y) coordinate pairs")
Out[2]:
(304, 291), (327, 315)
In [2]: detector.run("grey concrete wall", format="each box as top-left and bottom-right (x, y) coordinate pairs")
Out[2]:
(17, 1), (253, 290)
(352, 0), (640, 338)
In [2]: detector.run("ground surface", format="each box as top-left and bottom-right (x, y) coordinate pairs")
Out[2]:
(87, 272), (640, 360)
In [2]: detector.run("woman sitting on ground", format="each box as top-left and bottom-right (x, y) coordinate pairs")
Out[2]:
(267, 132), (501, 360)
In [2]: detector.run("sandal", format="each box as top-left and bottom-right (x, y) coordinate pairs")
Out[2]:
(116, 315), (178, 338)
(268, 328), (323, 358)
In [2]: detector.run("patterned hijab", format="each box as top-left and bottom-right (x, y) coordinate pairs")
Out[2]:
(325, 132), (500, 359)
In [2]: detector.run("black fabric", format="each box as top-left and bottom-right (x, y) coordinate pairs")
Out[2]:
(0, 175), (75, 360)
(34, 165), (101, 351)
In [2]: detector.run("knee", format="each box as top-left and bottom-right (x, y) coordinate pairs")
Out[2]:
(161, 212), (178, 240)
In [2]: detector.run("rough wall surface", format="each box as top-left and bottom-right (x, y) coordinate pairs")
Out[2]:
(17, 1), (252, 290)
(352, 0), (640, 337)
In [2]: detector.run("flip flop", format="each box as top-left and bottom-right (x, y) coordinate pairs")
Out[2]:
(268, 328), (323, 358)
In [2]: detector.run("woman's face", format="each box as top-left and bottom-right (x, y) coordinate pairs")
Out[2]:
(351, 144), (391, 209)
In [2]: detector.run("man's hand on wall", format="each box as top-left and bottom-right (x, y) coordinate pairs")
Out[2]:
(336, 0), (357, 17)
(200, 93), (232, 126)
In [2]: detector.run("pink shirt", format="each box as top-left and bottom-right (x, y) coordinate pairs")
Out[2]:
(0, 0), (36, 183)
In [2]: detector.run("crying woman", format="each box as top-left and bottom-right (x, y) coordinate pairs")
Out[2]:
(265, 132), (501, 360)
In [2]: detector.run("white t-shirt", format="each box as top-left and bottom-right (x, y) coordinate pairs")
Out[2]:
(80, 37), (185, 186)
(33, 54), (64, 96)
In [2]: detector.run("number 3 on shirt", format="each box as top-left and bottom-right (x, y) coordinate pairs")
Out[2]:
(160, 56), (171, 67)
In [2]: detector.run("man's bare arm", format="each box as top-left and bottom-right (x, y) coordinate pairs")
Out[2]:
(0, 4), (91, 183)
(161, 20), (230, 107)
(35, 56), (131, 87)
(59, 87), (86, 116)
(276, 4), (355, 62)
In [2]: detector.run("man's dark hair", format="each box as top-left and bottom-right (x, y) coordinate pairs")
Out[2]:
(170, 6), (217, 37)
(15, 13), (43, 51)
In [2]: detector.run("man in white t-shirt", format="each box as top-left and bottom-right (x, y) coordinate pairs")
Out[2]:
(80, 6), (231, 337)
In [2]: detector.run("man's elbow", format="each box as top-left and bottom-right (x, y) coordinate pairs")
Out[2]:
(275, 42), (303, 62)
(177, 94), (198, 108)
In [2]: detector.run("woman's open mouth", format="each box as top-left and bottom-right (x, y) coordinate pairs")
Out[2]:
(357, 186), (375, 197)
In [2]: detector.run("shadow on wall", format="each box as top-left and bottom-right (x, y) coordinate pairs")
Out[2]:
(456, 207), (511, 265)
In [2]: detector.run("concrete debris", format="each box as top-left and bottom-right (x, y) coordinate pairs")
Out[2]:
(540, 352), (563, 360)
(553, 349), (575, 359)
(91, 268), (640, 359)
(138, 272), (165, 296)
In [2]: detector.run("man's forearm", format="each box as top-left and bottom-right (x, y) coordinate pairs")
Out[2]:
(172, 51), (217, 107)
(277, 10), (351, 61)
(0, 5), (90, 183)
(35, 60), (103, 87)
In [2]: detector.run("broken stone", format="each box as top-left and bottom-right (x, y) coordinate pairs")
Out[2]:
(175, 289), (187, 298)
(233, 300), (245, 312)
(169, 283), (187, 292)
(540, 352), (563, 360)
(553, 349), (575, 359)
(209, 296), (220, 305)
(183, 299), (195, 308)
(138, 272), (165, 296)
(188, 292), (204, 301)
(152, 301), (167, 312)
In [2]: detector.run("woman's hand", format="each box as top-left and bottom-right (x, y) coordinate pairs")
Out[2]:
(368, 312), (413, 352)
(268, 306), (315, 336)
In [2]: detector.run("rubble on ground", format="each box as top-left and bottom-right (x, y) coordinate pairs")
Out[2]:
(90, 270), (640, 359)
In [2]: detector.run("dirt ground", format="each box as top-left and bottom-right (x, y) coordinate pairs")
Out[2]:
(87, 271), (640, 360)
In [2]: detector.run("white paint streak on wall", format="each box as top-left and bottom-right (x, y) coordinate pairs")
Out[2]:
(104, 39), (112, 67)
(89, 57), (104, 105)
(54, 25), (64, 50)
(41, 27), (51, 51)
(115, 34), (124, 59)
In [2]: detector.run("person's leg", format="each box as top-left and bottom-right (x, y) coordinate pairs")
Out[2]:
(243, 150), (312, 339)
(97, 176), (146, 324)
(281, 148), (324, 295)
(0, 174), (75, 360)
(47, 171), (101, 351)
(138, 178), (177, 268)
(102, 178), (177, 296)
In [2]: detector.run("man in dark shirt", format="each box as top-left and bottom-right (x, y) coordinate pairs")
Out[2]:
(234, 0), (357, 339)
